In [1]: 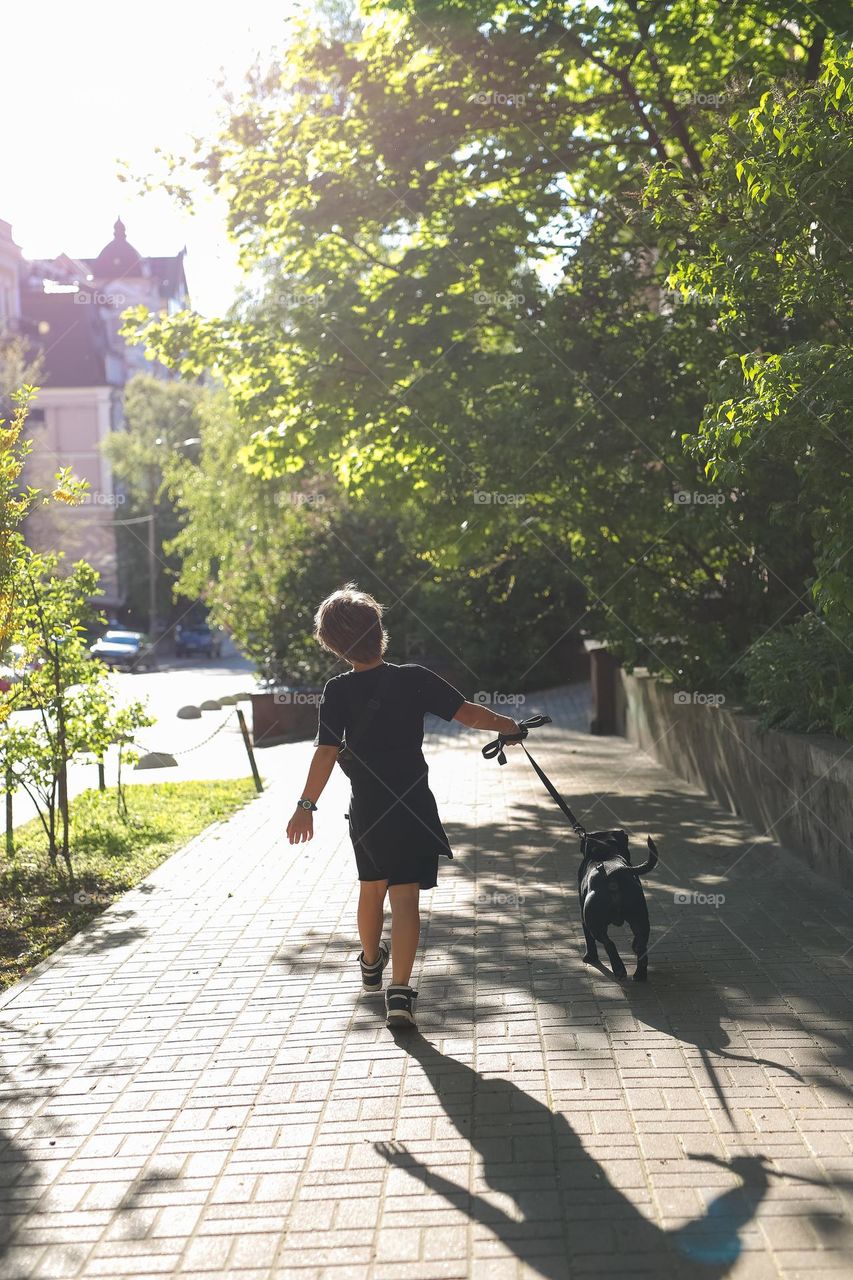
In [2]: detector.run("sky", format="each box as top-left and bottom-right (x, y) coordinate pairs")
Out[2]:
(0, 0), (299, 316)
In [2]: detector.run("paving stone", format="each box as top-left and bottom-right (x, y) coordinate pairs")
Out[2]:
(0, 687), (851, 1278)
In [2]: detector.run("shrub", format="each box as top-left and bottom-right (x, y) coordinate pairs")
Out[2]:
(740, 614), (853, 740)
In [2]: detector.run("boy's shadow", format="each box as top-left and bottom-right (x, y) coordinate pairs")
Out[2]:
(377, 1034), (830, 1279)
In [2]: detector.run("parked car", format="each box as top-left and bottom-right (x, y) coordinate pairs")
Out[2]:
(174, 622), (223, 659)
(89, 630), (156, 671)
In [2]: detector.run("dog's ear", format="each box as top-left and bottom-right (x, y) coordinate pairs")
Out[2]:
(613, 830), (630, 858)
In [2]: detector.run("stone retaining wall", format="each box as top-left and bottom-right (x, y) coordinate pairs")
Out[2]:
(617, 668), (853, 887)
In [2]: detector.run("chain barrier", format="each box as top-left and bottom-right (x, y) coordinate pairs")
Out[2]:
(134, 707), (239, 758)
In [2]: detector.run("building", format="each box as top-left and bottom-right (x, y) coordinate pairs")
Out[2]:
(0, 220), (23, 328)
(0, 217), (188, 608)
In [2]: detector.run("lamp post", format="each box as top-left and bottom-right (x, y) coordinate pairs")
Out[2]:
(112, 437), (201, 637)
(147, 461), (159, 638)
(146, 436), (201, 638)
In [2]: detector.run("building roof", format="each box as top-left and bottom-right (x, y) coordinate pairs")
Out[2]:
(14, 218), (189, 389)
(146, 252), (188, 300)
(87, 217), (144, 280)
(18, 288), (119, 388)
(80, 218), (188, 301)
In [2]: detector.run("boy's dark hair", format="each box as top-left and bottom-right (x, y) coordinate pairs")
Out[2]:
(314, 583), (388, 663)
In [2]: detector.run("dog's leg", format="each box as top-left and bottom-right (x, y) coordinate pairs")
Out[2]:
(627, 890), (648, 977)
(582, 920), (599, 965)
(579, 863), (599, 964)
(600, 930), (627, 981)
(630, 905), (650, 982)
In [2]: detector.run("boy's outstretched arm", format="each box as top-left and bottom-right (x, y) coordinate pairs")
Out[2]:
(453, 701), (522, 737)
(286, 744), (338, 844)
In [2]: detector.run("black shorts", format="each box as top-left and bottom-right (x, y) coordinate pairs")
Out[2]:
(346, 757), (453, 890)
(350, 822), (439, 888)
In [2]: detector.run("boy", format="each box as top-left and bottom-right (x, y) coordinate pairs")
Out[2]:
(286, 584), (523, 1029)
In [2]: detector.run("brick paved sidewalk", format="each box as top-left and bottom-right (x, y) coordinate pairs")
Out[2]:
(1, 685), (852, 1280)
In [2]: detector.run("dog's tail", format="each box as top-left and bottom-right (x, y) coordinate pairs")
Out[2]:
(632, 836), (659, 876)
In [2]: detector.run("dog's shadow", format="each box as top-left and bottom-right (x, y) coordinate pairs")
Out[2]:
(377, 1035), (830, 1280)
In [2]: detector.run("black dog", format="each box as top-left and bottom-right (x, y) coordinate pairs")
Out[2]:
(578, 830), (658, 981)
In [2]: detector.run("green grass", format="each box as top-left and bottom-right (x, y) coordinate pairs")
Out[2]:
(1, 779), (258, 990)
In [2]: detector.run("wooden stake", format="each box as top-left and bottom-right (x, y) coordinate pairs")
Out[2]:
(236, 709), (263, 793)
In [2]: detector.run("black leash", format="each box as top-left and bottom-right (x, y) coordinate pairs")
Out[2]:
(481, 714), (588, 839)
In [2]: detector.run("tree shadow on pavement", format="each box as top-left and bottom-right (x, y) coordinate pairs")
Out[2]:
(0, 1024), (61, 1267)
(378, 1034), (843, 1280)
(620, 970), (810, 1126)
(276, 802), (852, 1116)
(441, 786), (853, 1106)
(276, 775), (853, 1111)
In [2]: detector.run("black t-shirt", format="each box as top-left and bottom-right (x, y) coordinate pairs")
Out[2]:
(315, 662), (465, 752)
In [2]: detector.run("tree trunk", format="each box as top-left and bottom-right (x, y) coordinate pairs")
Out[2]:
(47, 787), (57, 863)
(804, 30), (826, 82)
(5, 766), (12, 858)
(117, 746), (128, 818)
(58, 753), (69, 862)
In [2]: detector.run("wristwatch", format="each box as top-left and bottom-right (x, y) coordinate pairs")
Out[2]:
(296, 798), (318, 812)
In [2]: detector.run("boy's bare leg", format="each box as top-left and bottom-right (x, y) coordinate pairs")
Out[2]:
(388, 882), (420, 985)
(358, 880), (388, 965)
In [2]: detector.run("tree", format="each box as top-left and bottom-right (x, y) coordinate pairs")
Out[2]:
(1, 388), (82, 673)
(0, 334), (43, 423)
(0, 391), (33, 658)
(122, 1), (848, 693)
(0, 552), (151, 871)
(2, 388), (153, 865)
(647, 45), (853, 732)
(102, 374), (205, 630)
(163, 390), (582, 688)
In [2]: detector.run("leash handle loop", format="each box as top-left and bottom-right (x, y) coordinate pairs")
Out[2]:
(481, 714), (552, 765)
